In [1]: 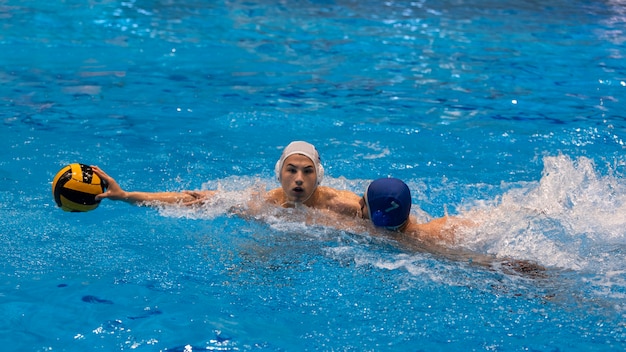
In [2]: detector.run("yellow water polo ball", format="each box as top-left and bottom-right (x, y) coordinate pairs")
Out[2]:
(52, 163), (108, 212)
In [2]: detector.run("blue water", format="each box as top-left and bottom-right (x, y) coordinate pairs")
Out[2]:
(2, 0), (626, 350)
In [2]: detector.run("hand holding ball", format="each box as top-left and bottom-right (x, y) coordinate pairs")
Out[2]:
(52, 163), (108, 212)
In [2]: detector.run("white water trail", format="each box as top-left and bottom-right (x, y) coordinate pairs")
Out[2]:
(458, 154), (626, 273)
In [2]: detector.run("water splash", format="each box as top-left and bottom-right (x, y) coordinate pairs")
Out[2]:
(458, 154), (626, 278)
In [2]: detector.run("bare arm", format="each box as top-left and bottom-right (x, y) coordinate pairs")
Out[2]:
(91, 166), (215, 206)
(404, 216), (475, 244)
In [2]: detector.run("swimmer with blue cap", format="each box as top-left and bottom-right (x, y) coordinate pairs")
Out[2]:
(360, 177), (472, 243)
(360, 178), (542, 275)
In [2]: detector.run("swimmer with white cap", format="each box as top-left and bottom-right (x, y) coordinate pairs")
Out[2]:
(91, 142), (468, 243)
(261, 141), (363, 216)
(268, 141), (325, 206)
(92, 141), (363, 218)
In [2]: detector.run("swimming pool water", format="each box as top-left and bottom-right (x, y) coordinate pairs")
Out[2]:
(2, 0), (626, 350)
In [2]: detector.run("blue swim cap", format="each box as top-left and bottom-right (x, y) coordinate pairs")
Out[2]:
(365, 178), (411, 230)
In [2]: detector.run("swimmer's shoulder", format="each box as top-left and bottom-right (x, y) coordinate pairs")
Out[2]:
(264, 188), (284, 205)
(316, 186), (361, 216)
(317, 186), (360, 200)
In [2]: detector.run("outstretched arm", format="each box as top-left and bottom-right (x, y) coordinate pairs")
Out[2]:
(91, 166), (215, 206)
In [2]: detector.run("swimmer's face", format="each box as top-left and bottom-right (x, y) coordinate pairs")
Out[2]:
(280, 154), (318, 203)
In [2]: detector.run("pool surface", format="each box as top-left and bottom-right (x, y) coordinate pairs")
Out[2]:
(2, 0), (625, 350)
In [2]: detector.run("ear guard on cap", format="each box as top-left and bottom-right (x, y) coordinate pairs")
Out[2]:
(275, 159), (281, 181)
(370, 207), (397, 228)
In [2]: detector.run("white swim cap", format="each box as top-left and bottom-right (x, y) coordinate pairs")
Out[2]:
(274, 141), (324, 185)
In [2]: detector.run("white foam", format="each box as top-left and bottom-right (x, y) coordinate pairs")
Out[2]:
(458, 154), (626, 273)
